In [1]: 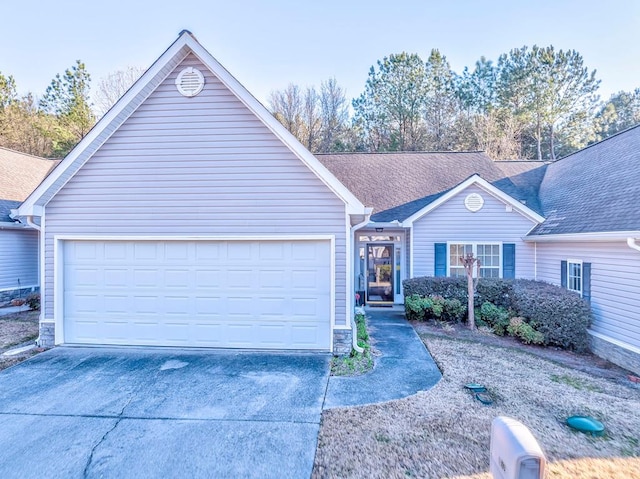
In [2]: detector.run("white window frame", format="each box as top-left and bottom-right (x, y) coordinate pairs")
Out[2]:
(567, 259), (583, 296)
(446, 242), (502, 278)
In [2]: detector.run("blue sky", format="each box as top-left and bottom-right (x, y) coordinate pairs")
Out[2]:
(3, 0), (639, 106)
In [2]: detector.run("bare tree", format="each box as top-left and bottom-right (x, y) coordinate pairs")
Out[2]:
(269, 83), (304, 140)
(319, 78), (349, 152)
(94, 66), (145, 117)
(301, 87), (321, 151)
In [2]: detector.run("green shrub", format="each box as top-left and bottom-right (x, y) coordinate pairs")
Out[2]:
(429, 295), (445, 319)
(507, 317), (545, 345)
(405, 294), (428, 321)
(403, 277), (467, 304)
(442, 298), (466, 322)
(510, 280), (592, 351)
(479, 302), (511, 335)
(25, 293), (40, 311)
(403, 276), (512, 309)
(476, 278), (513, 309)
(404, 276), (593, 351)
(404, 294), (465, 322)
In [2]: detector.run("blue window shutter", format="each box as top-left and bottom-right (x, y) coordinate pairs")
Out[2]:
(583, 263), (591, 302)
(502, 243), (516, 279)
(434, 243), (446, 277)
(560, 261), (567, 288)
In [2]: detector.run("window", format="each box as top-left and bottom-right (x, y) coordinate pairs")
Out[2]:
(448, 243), (501, 278)
(567, 261), (582, 295)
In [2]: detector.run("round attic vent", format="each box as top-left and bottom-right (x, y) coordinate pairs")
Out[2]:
(175, 67), (205, 97)
(464, 193), (484, 212)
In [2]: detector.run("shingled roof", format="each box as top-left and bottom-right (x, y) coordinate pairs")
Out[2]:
(0, 147), (58, 223)
(531, 125), (640, 235)
(315, 152), (546, 222)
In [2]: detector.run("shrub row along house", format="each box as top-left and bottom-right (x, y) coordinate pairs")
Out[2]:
(10, 31), (640, 374)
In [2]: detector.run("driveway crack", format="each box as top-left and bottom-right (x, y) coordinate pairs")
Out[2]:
(82, 395), (134, 478)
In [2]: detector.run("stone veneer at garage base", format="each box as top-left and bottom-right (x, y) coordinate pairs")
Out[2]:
(590, 333), (640, 376)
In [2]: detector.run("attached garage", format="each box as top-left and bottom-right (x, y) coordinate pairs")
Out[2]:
(61, 239), (332, 350)
(16, 32), (366, 353)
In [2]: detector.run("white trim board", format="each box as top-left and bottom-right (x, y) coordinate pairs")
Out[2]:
(401, 174), (545, 226)
(17, 31), (366, 217)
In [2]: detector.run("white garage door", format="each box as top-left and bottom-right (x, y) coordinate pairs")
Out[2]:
(62, 239), (332, 350)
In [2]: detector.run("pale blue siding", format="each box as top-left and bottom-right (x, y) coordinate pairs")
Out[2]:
(535, 241), (640, 351)
(0, 229), (38, 290)
(412, 185), (537, 278)
(43, 54), (348, 325)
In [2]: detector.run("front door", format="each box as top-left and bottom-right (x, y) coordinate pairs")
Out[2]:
(366, 244), (394, 303)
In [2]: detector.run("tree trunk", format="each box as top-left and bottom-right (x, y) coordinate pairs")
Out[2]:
(467, 272), (475, 330)
(536, 118), (543, 160)
(549, 124), (556, 160)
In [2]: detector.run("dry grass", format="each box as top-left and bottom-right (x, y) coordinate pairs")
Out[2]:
(313, 333), (640, 479)
(0, 309), (41, 371)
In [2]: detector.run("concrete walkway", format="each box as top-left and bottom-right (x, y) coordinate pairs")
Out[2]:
(324, 307), (442, 408)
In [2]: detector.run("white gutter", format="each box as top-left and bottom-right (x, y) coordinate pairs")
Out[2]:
(524, 231), (640, 242)
(0, 221), (31, 230)
(349, 208), (373, 353)
(627, 237), (640, 253)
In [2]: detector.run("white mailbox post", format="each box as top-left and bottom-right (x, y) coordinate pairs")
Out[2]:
(490, 417), (546, 479)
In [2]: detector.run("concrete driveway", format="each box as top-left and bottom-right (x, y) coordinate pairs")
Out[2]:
(0, 348), (330, 479)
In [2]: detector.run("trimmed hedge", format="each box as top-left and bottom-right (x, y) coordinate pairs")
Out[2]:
(511, 279), (592, 352)
(402, 276), (513, 308)
(403, 276), (593, 351)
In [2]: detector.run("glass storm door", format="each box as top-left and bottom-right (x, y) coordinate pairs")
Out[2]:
(366, 244), (394, 303)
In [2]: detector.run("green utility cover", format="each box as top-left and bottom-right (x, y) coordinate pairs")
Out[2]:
(566, 416), (605, 436)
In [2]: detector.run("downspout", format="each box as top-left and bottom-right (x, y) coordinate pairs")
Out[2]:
(26, 216), (43, 346)
(627, 237), (640, 253)
(349, 209), (373, 353)
(534, 242), (537, 281)
(26, 216), (41, 231)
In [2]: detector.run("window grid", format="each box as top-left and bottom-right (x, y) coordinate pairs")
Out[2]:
(448, 243), (501, 278)
(568, 261), (582, 294)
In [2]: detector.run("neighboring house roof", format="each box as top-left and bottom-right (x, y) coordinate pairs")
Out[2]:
(531, 124), (640, 236)
(316, 152), (546, 222)
(17, 30), (366, 217)
(0, 147), (58, 223)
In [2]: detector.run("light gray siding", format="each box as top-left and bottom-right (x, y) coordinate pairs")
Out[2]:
(43, 54), (348, 326)
(0, 229), (38, 290)
(412, 185), (537, 278)
(535, 241), (640, 351)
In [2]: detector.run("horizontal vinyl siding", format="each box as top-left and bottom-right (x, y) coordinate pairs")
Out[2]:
(44, 53), (348, 326)
(412, 185), (537, 279)
(0, 229), (38, 290)
(535, 241), (640, 350)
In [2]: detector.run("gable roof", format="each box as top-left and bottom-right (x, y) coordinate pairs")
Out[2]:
(401, 174), (545, 225)
(530, 124), (640, 236)
(17, 31), (366, 217)
(316, 152), (546, 222)
(0, 147), (58, 223)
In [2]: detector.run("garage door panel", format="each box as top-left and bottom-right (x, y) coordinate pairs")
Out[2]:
(63, 240), (331, 350)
